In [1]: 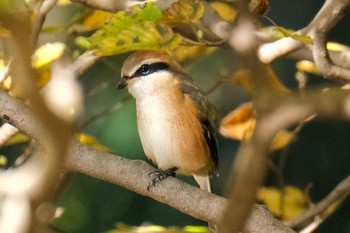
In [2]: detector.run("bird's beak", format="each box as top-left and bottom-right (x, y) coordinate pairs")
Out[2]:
(117, 76), (128, 89)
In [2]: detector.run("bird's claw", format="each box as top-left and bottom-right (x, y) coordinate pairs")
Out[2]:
(147, 168), (177, 191)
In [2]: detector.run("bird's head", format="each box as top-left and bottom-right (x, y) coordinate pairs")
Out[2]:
(118, 50), (184, 99)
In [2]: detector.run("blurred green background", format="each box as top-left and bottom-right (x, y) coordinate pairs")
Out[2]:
(53, 1), (350, 232)
(1, 0), (349, 232)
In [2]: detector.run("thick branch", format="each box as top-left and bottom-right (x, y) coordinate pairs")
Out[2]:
(0, 89), (294, 233)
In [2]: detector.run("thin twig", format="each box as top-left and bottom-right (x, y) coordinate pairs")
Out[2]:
(286, 175), (350, 229)
(78, 95), (131, 130)
(31, 0), (58, 47)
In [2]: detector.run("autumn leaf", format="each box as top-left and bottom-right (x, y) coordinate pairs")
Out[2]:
(210, 1), (236, 22)
(232, 67), (289, 97)
(271, 130), (295, 151)
(32, 42), (66, 68)
(258, 185), (308, 220)
(106, 222), (208, 233)
(171, 45), (212, 63)
(327, 41), (350, 52)
(3, 133), (29, 146)
(30, 42), (66, 89)
(219, 102), (256, 141)
(162, 0), (205, 26)
(220, 103), (295, 151)
(264, 17), (313, 44)
(296, 60), (320, 75)
(81, 10), (113, 31)
(0, 155), (7, 168)
(77, 2), (182, 55)
(75, 133), (109, 152)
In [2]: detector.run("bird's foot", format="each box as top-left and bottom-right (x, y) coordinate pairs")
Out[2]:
(147, 167), (177, 190)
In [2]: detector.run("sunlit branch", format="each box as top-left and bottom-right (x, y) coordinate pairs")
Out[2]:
(0, 8), (70, 233)
(257, 0), (350, 81)
(0, 123), (19, 146)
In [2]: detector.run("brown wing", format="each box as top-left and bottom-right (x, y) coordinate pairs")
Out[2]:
(177, 71), (219, 174)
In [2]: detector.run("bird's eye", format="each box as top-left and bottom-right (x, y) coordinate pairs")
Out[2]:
(139, 64), (151, 75)
(133, 62), (169, 78)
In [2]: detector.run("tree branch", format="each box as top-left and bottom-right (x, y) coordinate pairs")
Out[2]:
(309, 0), (350, 80)
(286, 175), (350, 229)
(257, 0), (350, 81)
(0, 88), (296, 233)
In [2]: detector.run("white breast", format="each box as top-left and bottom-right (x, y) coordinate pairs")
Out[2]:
(136, 93), (182, 170)
(127, 71), (210, 175)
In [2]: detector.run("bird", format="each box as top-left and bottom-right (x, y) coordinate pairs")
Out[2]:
(117, 50), (218, 192)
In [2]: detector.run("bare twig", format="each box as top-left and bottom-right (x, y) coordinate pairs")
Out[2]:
(257, 0), (350, 81)
(286, 175), (350, 229)
(308, 0), (350, 80)
(72, 51), (101, 77)
(31, 0), (58, 46)
(78, 95), (131, 129)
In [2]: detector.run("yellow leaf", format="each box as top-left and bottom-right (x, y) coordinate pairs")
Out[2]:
(219, 102), (256, 141)
(327, 41), (350, 52)
(0, 155), (7, 167)
(5, 133), (29, 146)
(162, 0), (205, 26)
(210, 1), (236, 22)
(220, 102), (294, 150)
(57, 0), (70, 5)
(36, 66), (51, 88)
(76, 133), (109, 152)
(265, 17), (313, 44)
(171, 45), (211, 63)
(82, 10), (113, 30)
(106, 222), (208, 233)
(0, 58), (11, 90)
(32, 42), (66, 68)
(1, 76), (11, 90)
(296, 60), (320, 75)
(270, 130), (295, 151)
(183, 225), (208, 232)
(0, 27), (10, 37)
(258, 185), (308, 220)
(232, 67), (289, 96)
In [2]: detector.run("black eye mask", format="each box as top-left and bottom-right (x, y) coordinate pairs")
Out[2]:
(133, 62), (169, 78)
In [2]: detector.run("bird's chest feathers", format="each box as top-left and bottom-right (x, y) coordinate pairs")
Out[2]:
(135, 86), (202, 172)
(136, 88), (186, 148)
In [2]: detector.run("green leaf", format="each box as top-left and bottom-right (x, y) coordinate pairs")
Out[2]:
(75, 36), (91, 49)
(78, 2), (181, 55)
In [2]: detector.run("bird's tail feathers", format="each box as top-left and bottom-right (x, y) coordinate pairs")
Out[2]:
(193, 174), (212, 193)
(193, 174), (217, 232)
